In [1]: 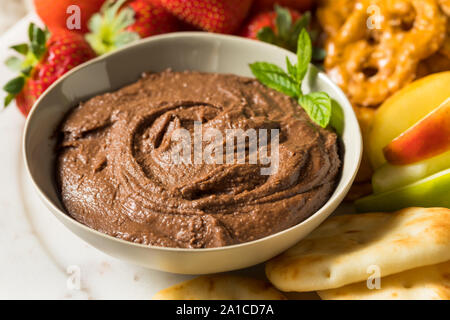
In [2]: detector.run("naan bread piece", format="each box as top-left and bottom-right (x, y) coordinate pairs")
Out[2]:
(319, 261), (450, 300)
(153, 275), (287, 300)
(266, 207), (450, 292)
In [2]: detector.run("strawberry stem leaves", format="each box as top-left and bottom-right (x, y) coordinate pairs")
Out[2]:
(250, 29), (332, 128)
(289, 11), (310, 48)
(257, 27), (277, 44)
(3, 24), (50, 108)
(5, 57), (23, 72)
(275, 4), (292, 42)
(256, 5), (300, 52)
(10, 44), (29, 55)
(255, 6), (324, 64)
(4, 94), (15, 108)
(86, 0), (140, 55)
(28, 23), (49, 60)
(3, 76), (25, 107)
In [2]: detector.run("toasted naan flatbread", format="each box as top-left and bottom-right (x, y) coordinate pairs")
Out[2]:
(319, 261), (450, 300)
(266, 207), (450, 292)
(153, 275), (287, 300)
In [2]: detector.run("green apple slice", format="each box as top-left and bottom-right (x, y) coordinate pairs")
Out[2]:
(372, 150), (450, 194)
(356, 168), (450, 213)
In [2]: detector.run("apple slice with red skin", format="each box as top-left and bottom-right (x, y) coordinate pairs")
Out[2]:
(383, 98), (450, 165)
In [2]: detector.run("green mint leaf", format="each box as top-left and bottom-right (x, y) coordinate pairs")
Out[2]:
(257, 27), (277, 44)
(5, 56), (23, 72)
(250, 62), (300, 98)
(329, 99), (344, 135)
(297, 29), (312, 82)
(275, 4), (292, 41)
(3, 76), (25, 95)
(285, 57), (297, 80)
(298, 92), (332, 128)
(285, 57), (303, 94)
(4, 93), (15, 108)
(249, 28), (334, 130)
(10, 44), (29, 55)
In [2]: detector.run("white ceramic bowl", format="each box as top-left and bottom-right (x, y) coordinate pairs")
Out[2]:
(23, 32), (362, 274)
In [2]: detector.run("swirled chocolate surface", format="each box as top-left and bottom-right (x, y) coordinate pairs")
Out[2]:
(56, 70), (341, 248)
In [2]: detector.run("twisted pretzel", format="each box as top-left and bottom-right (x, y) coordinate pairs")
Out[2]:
(417, 19), (450, 77)
(439, 18), (450, 60)
(324, 0), (447, 107)
(317, 0), (356, 37)
(438, 0), (450, 15)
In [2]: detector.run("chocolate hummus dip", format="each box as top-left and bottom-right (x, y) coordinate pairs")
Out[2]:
(56, 70), (341, 248)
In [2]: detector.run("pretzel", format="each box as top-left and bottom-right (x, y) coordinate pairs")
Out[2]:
(439, 18), (450, 60)
(417, 2), (450, 76)
(438, 0), (450, 15)
(417, 52), (450, 77)
(324, 0), (447, 107)
(317, 0), (356, 37)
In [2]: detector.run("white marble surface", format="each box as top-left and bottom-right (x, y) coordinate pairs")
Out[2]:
(0, 14), (329, 300)
(0, 0), (33, 35)
(0, 13), (202, 300)
(0, 14), (290, 300)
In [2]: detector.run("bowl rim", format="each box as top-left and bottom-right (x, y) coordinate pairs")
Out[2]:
(23, 31), (362, 253)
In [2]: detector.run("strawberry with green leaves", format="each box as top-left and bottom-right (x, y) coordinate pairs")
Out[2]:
(160, 0), (253, 34)
(250, 29), (332, 128)
(242, 5), (325, 61)
(86, 0), (180, 55)
(241, 5), (302, 47)
(3, 24), (96, 116)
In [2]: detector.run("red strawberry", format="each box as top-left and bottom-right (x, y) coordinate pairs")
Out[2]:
(240, 5), (304, 51)
(160, 0), (254, 34)
(86, 0), (180, 55)
(128, 0), (181, 37)
(240, 5), (325, 59)
(3, 24), (96, 116)
(34, 0), (106, 34)
(241, 6), (301, 40)
(251, 0), (313, 13)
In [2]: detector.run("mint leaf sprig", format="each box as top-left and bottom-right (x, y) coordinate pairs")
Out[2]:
(250, 29), (332, 128)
